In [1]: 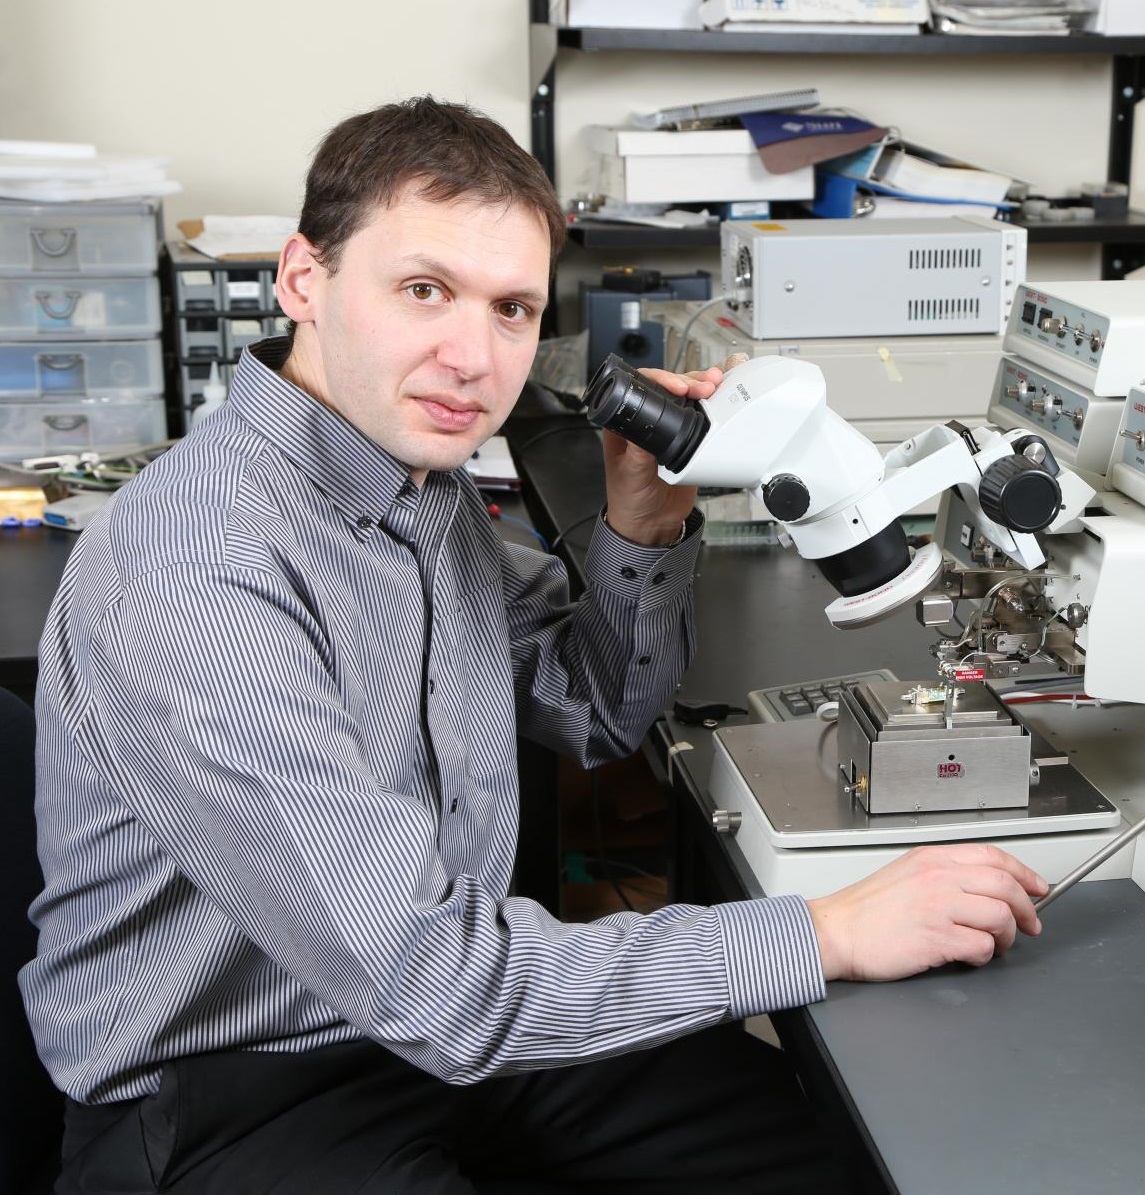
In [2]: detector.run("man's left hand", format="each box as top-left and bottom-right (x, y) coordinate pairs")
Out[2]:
(601, 356), (745, 547)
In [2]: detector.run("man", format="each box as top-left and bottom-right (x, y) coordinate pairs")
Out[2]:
(23, 97), (1047, 1193)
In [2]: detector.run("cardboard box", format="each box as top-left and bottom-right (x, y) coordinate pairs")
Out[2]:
(562, 0), (704, 27)
(586, 126), (814, 204)
(1082, 0), (1145, 34)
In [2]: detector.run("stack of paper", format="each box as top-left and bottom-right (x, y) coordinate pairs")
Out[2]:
(929, 0), (1097, 34)
(180, 215), (298, 261)
(464, 437), (520, 492)
(0, 140), (182, 202)
(699, 0), (930, 33)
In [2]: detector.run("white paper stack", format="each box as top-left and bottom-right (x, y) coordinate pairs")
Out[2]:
(929, 0), (1096, 34)
(0, 141), (182, 202)
(699, 0), (930, 30)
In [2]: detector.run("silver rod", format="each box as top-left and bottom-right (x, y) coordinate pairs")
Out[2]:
(1034, 813), (1145, 913)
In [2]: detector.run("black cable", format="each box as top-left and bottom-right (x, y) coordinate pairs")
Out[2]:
(549, 511), (598, 556)
(513, 423), (599, 458)
(529, 379), (588, 414)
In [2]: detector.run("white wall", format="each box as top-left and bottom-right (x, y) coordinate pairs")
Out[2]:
(0, 1), (532, 231)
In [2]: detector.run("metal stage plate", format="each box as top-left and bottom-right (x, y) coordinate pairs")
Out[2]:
(711, 720), (1121, 850)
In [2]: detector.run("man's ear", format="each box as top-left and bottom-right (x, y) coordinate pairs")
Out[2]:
(275, 232), (322, 323)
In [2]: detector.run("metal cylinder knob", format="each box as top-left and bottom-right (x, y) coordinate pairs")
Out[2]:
(711, 810), (742, 836)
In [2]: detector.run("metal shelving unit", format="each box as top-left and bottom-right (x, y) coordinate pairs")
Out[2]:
(529, 8), (1145, 278)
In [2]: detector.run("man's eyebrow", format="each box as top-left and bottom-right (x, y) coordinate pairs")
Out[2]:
(401, 255), (548, 307)
(501, 288), (550, 308)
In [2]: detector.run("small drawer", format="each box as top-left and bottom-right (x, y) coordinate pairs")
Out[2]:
(0, 394), (167, 461)
(0, 275), (161, 339)
(174, 266), (222, 312)
(223, 316), (268, 357)
(0, 200), (159, 275)
(178, 315), (224, 358)
(221, 266), (273, 312)
(0, 339), (164, 399)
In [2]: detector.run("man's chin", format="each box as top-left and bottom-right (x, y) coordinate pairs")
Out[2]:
(408, 437), (487, 478)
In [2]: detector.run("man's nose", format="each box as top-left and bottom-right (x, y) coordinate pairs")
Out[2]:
(437, 305), (495, 380)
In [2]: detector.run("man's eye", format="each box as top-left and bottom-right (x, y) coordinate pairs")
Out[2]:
(497, 301), (530, 322)
(408, 283), (443, 301)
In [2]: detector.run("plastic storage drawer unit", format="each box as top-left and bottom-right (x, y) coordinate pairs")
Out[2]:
(0, 200), (160, 275)
(0, 394), (167, 461)
(0, 339), (164, 398)
(0, 275), (161, 339)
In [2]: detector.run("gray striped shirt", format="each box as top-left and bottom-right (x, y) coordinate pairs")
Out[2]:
(21, 338), (824, 1104)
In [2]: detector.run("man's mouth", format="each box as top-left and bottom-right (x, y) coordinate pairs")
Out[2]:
(417, 396), (483, 432)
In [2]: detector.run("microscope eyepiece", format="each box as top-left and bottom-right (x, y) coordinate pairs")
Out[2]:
(584, 354), (709, 474)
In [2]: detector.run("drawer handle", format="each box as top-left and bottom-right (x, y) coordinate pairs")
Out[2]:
(37, 353), (84, 370)
(30, 227), (78, 257)
(35, 290), (83, 320)
(43, 414), (88, 432)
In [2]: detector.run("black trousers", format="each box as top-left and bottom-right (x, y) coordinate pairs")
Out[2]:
(57, 1023), (853, 1194)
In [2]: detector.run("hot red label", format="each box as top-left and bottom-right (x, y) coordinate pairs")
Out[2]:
(937, 762), (964, 780)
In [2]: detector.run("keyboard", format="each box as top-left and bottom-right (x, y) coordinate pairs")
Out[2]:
(748, 668), (899, 723)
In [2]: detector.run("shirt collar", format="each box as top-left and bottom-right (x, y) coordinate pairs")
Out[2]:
(229, 336), (429, 526)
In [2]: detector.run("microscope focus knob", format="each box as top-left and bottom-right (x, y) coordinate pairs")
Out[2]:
(978, 455), (1062, 534)
(762, 473), (811, 521)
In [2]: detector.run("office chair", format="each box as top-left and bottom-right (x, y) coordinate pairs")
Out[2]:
(0, 685), (62, 1193)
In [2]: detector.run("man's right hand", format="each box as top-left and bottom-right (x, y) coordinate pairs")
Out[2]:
(807, 843), (1049, 983)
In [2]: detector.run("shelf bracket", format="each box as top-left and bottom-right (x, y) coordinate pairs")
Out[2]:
(1108, 54), (1144, 183)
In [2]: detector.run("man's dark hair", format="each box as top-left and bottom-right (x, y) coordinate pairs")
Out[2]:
(297, 95), (567, 276)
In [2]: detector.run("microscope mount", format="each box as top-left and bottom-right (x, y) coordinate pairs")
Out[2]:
(585, 354), (1095, 629)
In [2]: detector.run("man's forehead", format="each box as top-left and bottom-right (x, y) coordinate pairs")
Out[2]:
(362, 191), (550, 280)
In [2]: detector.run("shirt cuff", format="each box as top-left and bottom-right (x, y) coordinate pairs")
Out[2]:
(586, 508), (704, 608)
(602, 506), (703, 550)
(712, 895), (826, 1018)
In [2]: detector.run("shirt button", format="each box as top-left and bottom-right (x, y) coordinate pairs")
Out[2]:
(428, 679), (436, 694)
(637, 655), (651, 666)
(620, 566), (637, 580)
(356, 515), (373, 530)
(651, 571), (666, 585)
